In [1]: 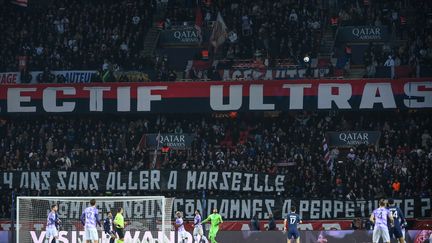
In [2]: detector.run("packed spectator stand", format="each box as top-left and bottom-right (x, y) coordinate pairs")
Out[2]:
(1, 0), (430, 82)
(0, 0), (156, 73)
(1, 111), (431, 219)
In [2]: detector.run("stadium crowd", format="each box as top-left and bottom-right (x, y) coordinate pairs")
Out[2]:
(0, 0), (156, 72)
(1, 111), (431, 218)
(165, 0), (325, 61)
(359, 0), (432, 77)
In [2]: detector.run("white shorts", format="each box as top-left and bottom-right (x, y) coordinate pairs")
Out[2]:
(85, 228), (99, 241)
(193, 226), (203, 236)
(178, 230), (188, 240)
(373, 227), (390, 243)
(45, 227), (58, 238)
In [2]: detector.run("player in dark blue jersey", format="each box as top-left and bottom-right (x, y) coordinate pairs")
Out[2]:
(387, 199), (406, 243)
(284, 206), (302, 243)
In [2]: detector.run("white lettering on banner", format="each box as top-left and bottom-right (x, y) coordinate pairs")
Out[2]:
(345, 201), (355, 218)
(264, 200), (274, 219)
(68, 172), (77, 190)
(318, 83), (352, 109)
(43, 87), (76, 112)
(137, 86), (167, 111)
(41, 172), (50, 190)
(252, 200), (263, 218)
(404, 82), (432, 108)
(275, 175), (285, 192)
(322, 200), (332, 218)
(421, 198), (431, 217)
(29, 230), (180, 243)
(241, 200), (251, 219)
(197, 172), (207, 189)
(334, 201), (344, 218)
(210, 85), (242, 110)
(299, 200), (309, 218)
(18, 171), (51, 191)
(63, 71), (93, 83)
(0, 72), (19, 84)
(231, 172), (242, 191)
(89, 172), (99, 190)
(3, 172), (13, 189)
(83, 87), (111, 111)
(220, 172), (230, 190)
(282, 84), (312, 109)
(310, 200), (320, 219)
(243, 173), (253, 191)
(356, 200), (367, 217)
(29, 70), (96, 84)
(322, 223), (342, 230)
(230, 199), (240, 219)
(360, 83), (396, 108)
(208, 172), (218, 190)
(2, 81), (432, 113)
(220, 199), (229, 218)
(221, 69), (324, 80)
(167, 171), (177, 189)
(57, 172), (67, 190)
(117, 86), (131, 111)
(7, 88), (37, 112)
(253, 174), (263, 192)
(405, 199), (415, 218)
(186, 171), (196, 190)
(249, 84), (275, 110)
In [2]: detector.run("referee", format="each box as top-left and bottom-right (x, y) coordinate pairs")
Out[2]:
(114, 207), (125, 243)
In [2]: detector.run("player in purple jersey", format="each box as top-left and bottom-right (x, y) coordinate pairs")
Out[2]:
(192, 209), (207, 243)
(370, 199), (394, 243)
(46, 204), (61, 243)
(80, 199), (101, 243)
(175, 211), (189, 243)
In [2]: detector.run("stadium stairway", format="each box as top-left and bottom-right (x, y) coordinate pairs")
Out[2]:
(345, 65), (365, 79)
(142, 2), (168, 58)
(143, 26), (162, 58)
(318, 29), (335, 60)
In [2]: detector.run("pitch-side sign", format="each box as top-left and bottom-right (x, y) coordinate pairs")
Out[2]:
(0, 79), (431, 114)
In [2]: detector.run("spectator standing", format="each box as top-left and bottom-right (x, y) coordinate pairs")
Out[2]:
(267, 213), (276, 231)
(384, 55), (395, 78)
(392, 179), (401, 197)
(251, 213), (260, 231)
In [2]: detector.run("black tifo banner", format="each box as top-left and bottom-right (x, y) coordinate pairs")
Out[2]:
(326, 131), (381, 147)
(2, 172), (431, 220)
(173, 198), (431, 220)
(14, 196), (432, 221)
(0, 170), (285, 193)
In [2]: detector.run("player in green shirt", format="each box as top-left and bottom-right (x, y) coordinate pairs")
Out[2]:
(202, 208), (223, 243)
(113, 207), (125, 243)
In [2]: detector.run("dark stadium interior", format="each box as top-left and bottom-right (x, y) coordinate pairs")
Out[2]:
(1, 0), (432, 242)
